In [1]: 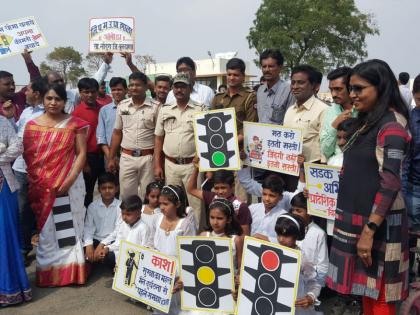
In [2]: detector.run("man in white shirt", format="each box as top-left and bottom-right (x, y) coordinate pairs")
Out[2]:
(12, 77), (47, 258)
(165, 56), (214, 108)
(83, 173), (121, 262)
(249, 174), (288, 239)
(398, 72), (413, 109)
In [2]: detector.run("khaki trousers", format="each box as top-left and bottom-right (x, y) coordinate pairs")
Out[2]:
(119, 153), (154, 201)
(164, 158), (205, 231)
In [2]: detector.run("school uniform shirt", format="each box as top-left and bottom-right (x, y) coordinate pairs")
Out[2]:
(202, 190), (252, 226)
(103, 218), (152, 259)
(83, 198), (121, 246)
(297, 222), (329, 287)
(249, 202), (287, 238)
(237, 167), (305, 210)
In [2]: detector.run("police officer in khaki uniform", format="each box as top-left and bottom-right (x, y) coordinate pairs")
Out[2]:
(108, 72), (160, 199)
(212, 58), (257, 202)
(154, 72), (205, 228)
(212, 58), (257, 134)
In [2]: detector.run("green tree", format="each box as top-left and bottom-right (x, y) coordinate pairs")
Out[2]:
(247, 0), (379, 74)
(85, 53), (103, 74)
(41, 46), (86, 86)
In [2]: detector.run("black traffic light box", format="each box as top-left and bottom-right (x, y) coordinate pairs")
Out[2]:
(197, 111), (235, 168)
(181, 239), (231, 309)
(241, 244), (297, 314)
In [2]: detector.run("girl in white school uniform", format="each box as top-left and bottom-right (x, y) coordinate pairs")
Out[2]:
(274, 214), (323, 315)
(141, 181), (163, 232)
(153, 185), (196, 315)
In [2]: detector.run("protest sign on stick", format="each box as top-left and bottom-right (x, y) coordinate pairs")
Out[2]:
(243, 122), (303, 176)
(193, 108), (240, 172)
(304, 162), (341, 220)
(89, 17), (135, 53)
(113, 241), (176, 313)
(0, 16), (47, 59)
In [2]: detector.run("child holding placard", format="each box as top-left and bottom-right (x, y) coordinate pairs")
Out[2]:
(290, 193), (329, 288)
(200, 198), (244, 271)
(152, 185), (196, 315)
(274, 214), (322, 315)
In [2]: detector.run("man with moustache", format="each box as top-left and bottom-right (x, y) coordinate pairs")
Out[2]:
(320, 67), (357, 161)
(284, 65), (328, 165)
(108, 72), (159, 200)
(154, 72), (205, 229)
(256, 49), (295, 125)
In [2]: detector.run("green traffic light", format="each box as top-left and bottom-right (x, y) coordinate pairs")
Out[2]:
(211, 151), (226, 166)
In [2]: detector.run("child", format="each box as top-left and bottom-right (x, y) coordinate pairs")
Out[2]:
(97, 195), (152, 269)
(141, 181), (163, 232)
(249, 174), (288, 239)
(153, 185), (196, 315)
(327, 118), (356, 167)
(290, 192), (329, 287)
(83, 172), (120, 263)
(201, 198), (244, 271)
(275, 214), (321, 314)
(237, 154), (306, 211)
(188, 164), (252, 235)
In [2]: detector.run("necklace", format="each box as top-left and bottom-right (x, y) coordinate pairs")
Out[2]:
(341, 124), (367, 153)
(163, 217), (180, 236)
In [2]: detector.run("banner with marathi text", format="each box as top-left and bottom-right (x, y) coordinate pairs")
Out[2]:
(0, 16), (47, 59)
(243, 122), (303, 176)
(89, 17), (135, 53)
(304, 163), (340, 220)
(113, 241), (176, 313)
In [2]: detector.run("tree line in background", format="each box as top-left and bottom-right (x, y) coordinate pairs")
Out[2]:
(40, 0), (378, 86)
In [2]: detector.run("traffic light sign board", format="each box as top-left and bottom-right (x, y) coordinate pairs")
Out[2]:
(178, 236), (235, 313)
(193, 108), (241, 171)
(237, 236), (301, 315)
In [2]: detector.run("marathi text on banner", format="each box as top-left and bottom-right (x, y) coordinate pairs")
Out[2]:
(0, 16), (47, 59)
(304, 162), (341, 220)
(89, 17), (135, 53)
(243, 122), (303, 176)
(113, 241), (176, 313)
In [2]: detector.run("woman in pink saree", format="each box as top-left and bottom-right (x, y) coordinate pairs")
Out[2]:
(23, 84), (89, 287)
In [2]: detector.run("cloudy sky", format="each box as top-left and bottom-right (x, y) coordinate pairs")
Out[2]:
(1, 0), (419, 90)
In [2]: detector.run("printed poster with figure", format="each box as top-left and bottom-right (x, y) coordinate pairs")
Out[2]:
(243, 122), (303, 176)
(304, 162), (341, 220)
(236, 236), (301, 315)
(0, 16), (48, 59)
(113, 240), (176, 313)
(178, 236), (235, 313)
(89, 17), (135, 53)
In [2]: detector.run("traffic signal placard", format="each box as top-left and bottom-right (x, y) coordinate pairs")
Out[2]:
(193, 108), (241, 172)
(178, 236), (235, 313)
(237, 236), (301, 315)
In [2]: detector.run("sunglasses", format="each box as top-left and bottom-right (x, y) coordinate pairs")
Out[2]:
(348, 84), (372, 94)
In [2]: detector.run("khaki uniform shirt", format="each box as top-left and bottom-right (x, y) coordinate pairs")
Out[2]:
(211, 86), (257, 134)
(155, 100), (205, 158)
(114, 97), (160, 150)
(283, 95), (328, 162)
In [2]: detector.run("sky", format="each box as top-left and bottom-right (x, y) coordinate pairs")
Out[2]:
(1, 0), (419, 91)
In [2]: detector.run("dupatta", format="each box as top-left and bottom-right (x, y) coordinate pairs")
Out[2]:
(23, 116), (88, 231)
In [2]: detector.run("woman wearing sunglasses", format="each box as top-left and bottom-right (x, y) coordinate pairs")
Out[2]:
(326, 59), (410, 315)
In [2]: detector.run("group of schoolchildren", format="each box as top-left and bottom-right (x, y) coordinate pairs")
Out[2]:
(84, 148), (333, 315)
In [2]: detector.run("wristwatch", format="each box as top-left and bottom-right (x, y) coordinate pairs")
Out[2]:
(366, 221), (379, 232)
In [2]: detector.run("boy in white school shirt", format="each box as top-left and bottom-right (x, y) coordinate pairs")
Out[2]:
(250, 174), (289, 239)
(83, 172), (120, 263)
(97, 195), (153, 269)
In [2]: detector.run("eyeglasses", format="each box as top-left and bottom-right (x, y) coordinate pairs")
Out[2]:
(348, 84), (372, 95)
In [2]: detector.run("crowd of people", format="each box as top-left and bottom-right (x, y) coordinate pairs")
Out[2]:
(0, 47), (418, 315)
